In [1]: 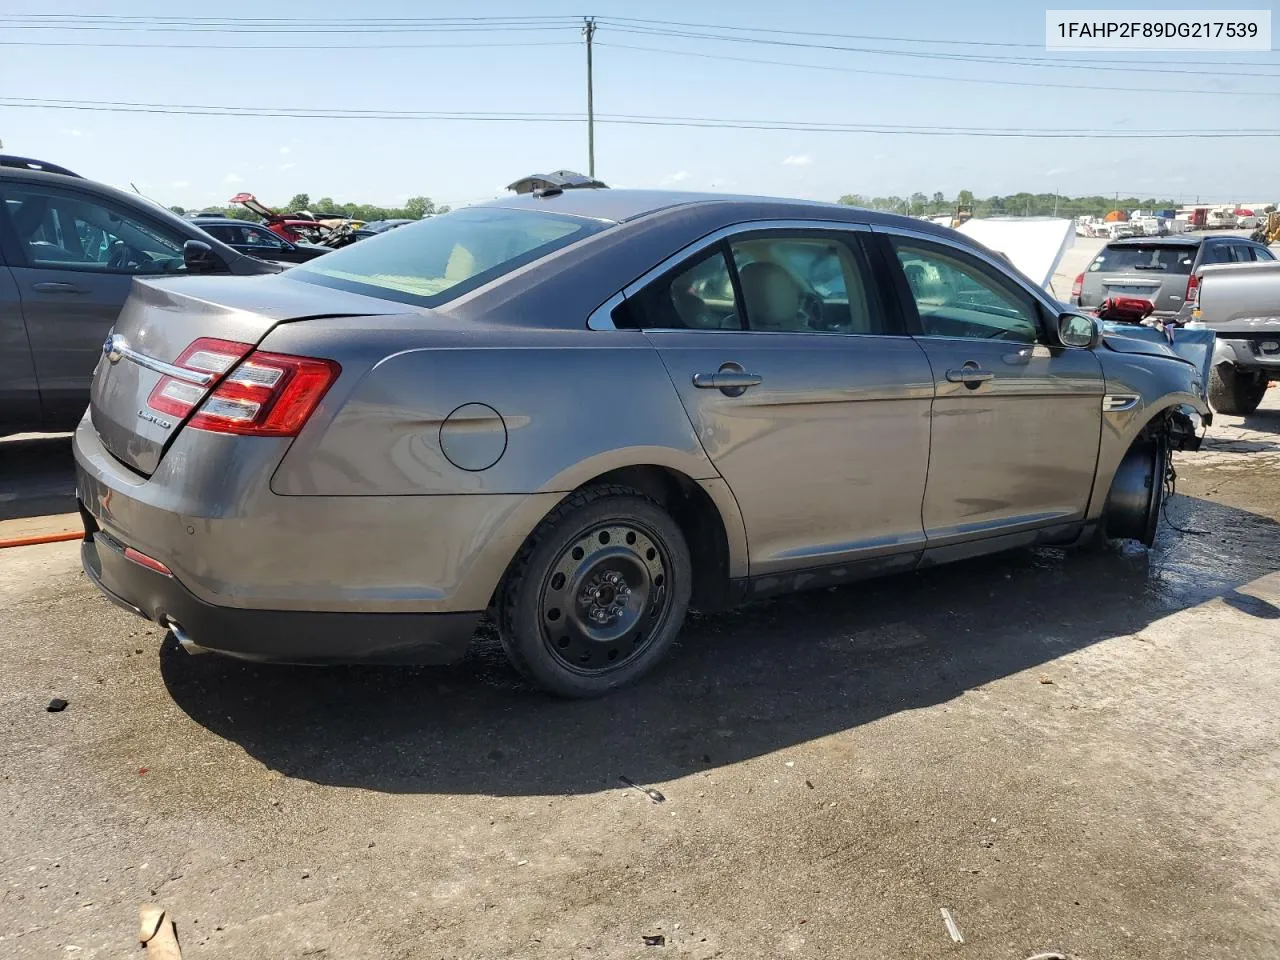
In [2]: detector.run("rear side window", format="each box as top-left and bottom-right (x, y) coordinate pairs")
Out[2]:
(1251, 245), (1276, 262)
(1088, 244), (1195, 274)
(290, 207), (605, 307)
(1203, 243), (1237, 264)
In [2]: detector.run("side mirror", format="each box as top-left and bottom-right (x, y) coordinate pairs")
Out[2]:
(183, 239), (226, 274)
(1058, 311), (1100, 349)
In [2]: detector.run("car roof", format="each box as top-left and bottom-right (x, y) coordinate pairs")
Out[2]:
(192, 216), (260, 226)
(471, 186), (952, 234)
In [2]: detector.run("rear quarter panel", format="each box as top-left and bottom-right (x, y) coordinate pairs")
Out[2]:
(268, 321), (718, 497)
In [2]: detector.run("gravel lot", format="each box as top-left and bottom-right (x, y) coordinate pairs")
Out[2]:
(2, 398), (1279, 959)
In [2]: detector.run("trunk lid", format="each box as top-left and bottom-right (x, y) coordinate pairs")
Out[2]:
(1081, 242), (1197, 313)
(90, 274), (403, 475)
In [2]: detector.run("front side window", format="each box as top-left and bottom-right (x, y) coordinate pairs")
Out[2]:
(242, 225), (287, 249)
(0, 184), (186, 275)
(892, 239), (1040, 343)
(291, 206), (606, 307)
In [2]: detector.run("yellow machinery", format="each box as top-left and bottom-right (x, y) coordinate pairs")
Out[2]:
(1251, 212), (1280, 245)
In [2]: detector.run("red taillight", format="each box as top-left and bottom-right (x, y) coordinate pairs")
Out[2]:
(1185, 272), (1200, 306)
(147, 338), (253, 418)
(1070, 272), (1084, 301)
(189, 350), (340, 437)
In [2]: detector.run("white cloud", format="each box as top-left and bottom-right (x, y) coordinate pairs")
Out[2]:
(59, 128), (87, 138)
(782, 154), (812, 167)
(279, 146), (291, 155)
(279, 162), (296, 171)
(170, 179), (190, 189)
(661, 170), (690, 185)
(1045, 166), (1070, 177)
(223, 172), (244, 184)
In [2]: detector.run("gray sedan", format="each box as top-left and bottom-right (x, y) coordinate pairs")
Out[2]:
(75, 190), (1209, 696)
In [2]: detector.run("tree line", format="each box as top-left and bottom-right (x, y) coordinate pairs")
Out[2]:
(837, 191), (1185, 218)
(169, 192), (450, 221)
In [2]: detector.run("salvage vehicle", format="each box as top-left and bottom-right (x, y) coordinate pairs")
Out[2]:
(228, 193), (362, 248)
(75, 190), (1209, 697)
(0, 157), (280, 435)
(1072, 235), (1275, 320)
(1186, 259), (1280, 415)
(192, 216), (330, 264)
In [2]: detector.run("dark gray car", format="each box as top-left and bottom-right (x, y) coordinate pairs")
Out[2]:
(0, 159), (279, 434)
(74, 190), (1210, 697)
(1073, 234), (1275, 318)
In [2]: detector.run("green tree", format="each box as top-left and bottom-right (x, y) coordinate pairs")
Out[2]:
(315, 197), (335, 213)
(956, 189), (975, 207)
(909, 192), (928, 214)
(287, 193), (311, 211)
(168, 205), (186, 216)
(837, 193), (867, 206)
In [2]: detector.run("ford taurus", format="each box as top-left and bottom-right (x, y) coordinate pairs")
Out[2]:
(74, 189), (1209, 697)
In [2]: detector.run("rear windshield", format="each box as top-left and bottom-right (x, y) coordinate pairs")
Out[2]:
(289, 207), (606, 306)
(1088, 244), (1195, 274)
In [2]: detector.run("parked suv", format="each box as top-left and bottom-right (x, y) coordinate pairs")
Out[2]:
(0, 157), (279, 435)
(1071, 235), (1275, 318)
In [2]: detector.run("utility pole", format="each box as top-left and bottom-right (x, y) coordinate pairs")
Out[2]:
(584, 17), (596, 177)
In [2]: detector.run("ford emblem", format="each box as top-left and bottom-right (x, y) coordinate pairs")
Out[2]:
(102, 333), (124, 364)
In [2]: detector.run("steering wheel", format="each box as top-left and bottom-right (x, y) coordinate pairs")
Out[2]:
(107, 241), (135, 271)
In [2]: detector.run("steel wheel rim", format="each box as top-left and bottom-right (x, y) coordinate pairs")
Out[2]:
(538, 520), (673, 675)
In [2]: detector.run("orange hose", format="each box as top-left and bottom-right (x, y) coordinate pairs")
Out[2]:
(0, 531), (82, 549)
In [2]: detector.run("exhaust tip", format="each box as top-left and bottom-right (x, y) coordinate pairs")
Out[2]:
(165, 617), (210, 656)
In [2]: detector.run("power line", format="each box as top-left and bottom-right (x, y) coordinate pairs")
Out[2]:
(4, 97), (1278, 138)
(598, 41), (1280, 97)
(599, 23), (1280, 78)
(0, 39), (579, 50)
(601, 14), (1280, 61)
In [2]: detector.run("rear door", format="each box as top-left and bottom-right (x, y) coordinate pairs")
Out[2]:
(0, 208), (41, 428)
(0, 180), (193, 424)
(627, 225), (934, 577)
(878, 231), (1104, 546)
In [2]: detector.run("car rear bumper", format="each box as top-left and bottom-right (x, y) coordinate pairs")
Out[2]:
(79, 509), (481, 664)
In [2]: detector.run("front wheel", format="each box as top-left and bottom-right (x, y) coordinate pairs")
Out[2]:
(1208, 364), (1267, 416)
(496, 485), (692, 698)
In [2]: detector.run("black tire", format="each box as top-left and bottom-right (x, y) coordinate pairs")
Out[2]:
(496, 484), (692, 698)
(1208, 363), (1267, 416)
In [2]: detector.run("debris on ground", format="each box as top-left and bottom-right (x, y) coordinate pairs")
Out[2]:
(1038, 675), (1055, 685)
(619, 776), (665, 804)
(1023, 953), (1068, 960)
(940, 907), (964, 943)
(642, 934), (665, 946)
(46, 698), (68, 712)
(138, 903), (182, 959)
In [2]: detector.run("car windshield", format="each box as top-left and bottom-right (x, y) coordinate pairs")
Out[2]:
(289, 207), (606, 306)
(1089, 244), (1195, 274)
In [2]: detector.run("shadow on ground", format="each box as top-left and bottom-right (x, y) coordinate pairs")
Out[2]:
(0, 435), (75, 522)
(161, 493), (1279, 798)
(1239, 404), (1280, 435)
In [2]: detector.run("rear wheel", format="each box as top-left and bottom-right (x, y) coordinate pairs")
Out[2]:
(496, 485), (691, 698)
(1208, 364), (1267, 416)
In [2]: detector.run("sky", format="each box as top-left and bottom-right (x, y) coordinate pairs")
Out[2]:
(1, 0), (1277, 212)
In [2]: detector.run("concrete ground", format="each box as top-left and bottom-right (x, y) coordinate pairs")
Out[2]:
(3, 402), (1280, 959)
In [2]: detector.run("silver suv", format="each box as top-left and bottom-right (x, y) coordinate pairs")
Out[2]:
(1072, 235), (1275, 318)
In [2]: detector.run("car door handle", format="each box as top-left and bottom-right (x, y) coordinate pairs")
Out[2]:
(945, 368), (994, 384)
(32, 281), (86, 294)
(692, 371), (762, 390)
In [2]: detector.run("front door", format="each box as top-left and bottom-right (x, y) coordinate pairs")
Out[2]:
(881, 233), (1104, 545)
(626, 228), (934, 576)
(0, 263), (41, 429)
(0, 180), (190, 424)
